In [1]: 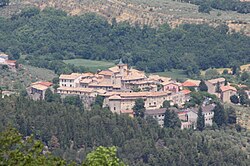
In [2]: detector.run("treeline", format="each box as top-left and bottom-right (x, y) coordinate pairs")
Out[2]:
(0, 96), (249, 165)
(0, 8), (250, 74)
(180, 0), (250, 14)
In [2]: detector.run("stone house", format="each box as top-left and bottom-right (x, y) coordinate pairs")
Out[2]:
(27, 81), (53, 100)
(220, 85), (237, 103)
(205, 77), (225, 94)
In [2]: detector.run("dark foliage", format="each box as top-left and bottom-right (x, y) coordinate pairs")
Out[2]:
(0, 8), (249, 74)
(0, 96), (249, 165)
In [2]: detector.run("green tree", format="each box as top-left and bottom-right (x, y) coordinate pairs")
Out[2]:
(162, 100), (171, 109)
(94, 95), (105, 107)
(198, 3), (212, 14)
(213, 103), (226, 127)
(199, 80), (208, 92)
(163, 110), (181, 129)
(232, 65), (240, 75)
(133, 98), (145, 118)
(197, 107), (205, 131)
(224, 79), (228, 86)
(215, 82), (221, 93)
(226, 107), (236, 124)
(238, 89), (249, 105)
(240, 71), (250, 81)
(222, 69), (228, 75)
(205, 69), (219, 79)
(64, 95), (83, 110)
(230, 95), (239, 104)
(0, 128), (66, 165)
(83, 146), (126, 166)
(45, 88), (54, 102)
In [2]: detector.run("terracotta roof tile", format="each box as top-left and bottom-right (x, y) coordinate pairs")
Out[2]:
(181, 89), (192, 95)
(220, 85), (237, 92)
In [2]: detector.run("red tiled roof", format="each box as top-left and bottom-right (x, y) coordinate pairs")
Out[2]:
(182, 81), (198, 87)
(39, 82), (53, 87)
(181, 89), (192, 95)
(220, 86), (237, 92)
(98, 70), (113, 76)
(5, 60), (16, 63)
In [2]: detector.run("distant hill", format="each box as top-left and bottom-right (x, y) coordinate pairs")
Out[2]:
(1, 0), (250, 35)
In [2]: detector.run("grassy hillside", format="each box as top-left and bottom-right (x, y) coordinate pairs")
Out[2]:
(64, 59), (115, 72)
(152, 69), (189, 81)
(0, 65), (57, 91)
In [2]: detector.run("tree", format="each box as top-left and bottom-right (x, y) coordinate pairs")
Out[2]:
(230, 95), (239, 104)
(197, 107), (205, 131)
(226, 107), (236, 124)
(232, 65), (240, 75)
(198, 3), (212, 14)
(222, 69), (228, 75)
(240, 71), (250, 81)
(213, 103), (226, 127)
(224, 79), (228, 86)
(133, 98), (145, 118)
(215, 82), (221, 93)
(83, 146), (125, 166)
(64, 95), (83, 110)
(94, 95), (105, 107)
(162, 100), (171, 109)
(0, 128), (66, 165)
(45, 89), (54, 102)
(238, 89), (249, 105)
(199, 80), (208, 92)
(163, 110), (181, 129)
(205, 69), (219, 79)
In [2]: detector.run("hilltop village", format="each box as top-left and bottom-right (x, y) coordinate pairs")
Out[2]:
(26, 60), (249, 129)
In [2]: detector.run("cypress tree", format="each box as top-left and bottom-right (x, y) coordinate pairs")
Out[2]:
(213, 103), (226, 127)
(164, 110), (181, 129)
(215, 82), (221, 93)
(199, 80), (208, 92)
(197, 107), (205, 131)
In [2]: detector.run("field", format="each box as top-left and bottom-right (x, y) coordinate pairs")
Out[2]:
(151, 69), (189, 81)
(64, 59), (115, 72)
(201, 63), (250, 76)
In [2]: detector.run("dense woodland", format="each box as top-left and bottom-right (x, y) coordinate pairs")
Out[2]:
(0, 96), (249, 165)
(180, 0), (250, 14)
(0, 8), (250, 75)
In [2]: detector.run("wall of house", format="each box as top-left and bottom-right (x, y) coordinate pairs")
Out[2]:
(169, 92), (185, 106)
(221, 90), (237, 103)
(204, 111), (214, 126)
(60, 79), (75, 87)
(164, 84), (179, 92)
(109, 99), (121, 114)
(206, 81), (225, 94)
(145, 114), (165, 128)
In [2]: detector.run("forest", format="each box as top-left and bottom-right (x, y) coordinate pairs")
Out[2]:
(180, 0), (250, 14)
(0, 95), (249, 165)
(0, 8), (250, 75)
